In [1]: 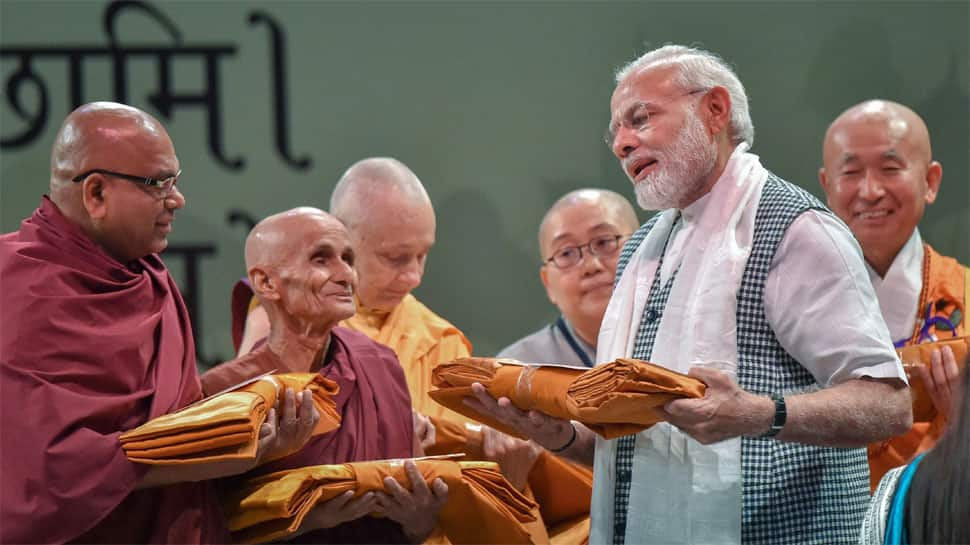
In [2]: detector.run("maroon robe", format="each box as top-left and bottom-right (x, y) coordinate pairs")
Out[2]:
(202, 327), (414, 544)
(0, 197), (227, 544)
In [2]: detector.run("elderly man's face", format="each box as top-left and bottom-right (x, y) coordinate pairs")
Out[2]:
(608, 65), (716, 210)
(351, 203), (435, 312)
(275, 216), (358, 325)
(90, 123), (185, 262)
(820, 117), (939, 265)
(540, 200), (628, 332)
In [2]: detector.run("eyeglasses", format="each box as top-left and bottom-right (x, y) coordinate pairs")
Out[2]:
(604, 88), (709, 148)
(72, 168), (182, 197)
(544, 234), (629, 269)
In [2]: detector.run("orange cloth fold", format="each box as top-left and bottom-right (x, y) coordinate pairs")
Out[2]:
(425, 417), (592, 531)
(897, 335), (968, 422)
(120, 373), (341, 464)
(429, 357), (706, 439)
(224, 458), (540, 545)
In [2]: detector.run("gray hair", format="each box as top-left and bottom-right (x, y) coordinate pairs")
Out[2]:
(615, 44), (754, 147)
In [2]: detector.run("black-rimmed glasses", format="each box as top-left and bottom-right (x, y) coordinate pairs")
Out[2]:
(544, 234), (629, 269)
(72, 168), (181, 197)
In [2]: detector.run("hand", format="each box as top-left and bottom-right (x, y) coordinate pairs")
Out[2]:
(481, 426), (542, 490)
(374, 460), (448, 543)
(913, 346), (965, 420)
(256, 388), (320, 463)
(464, 382), (575, 451)
(661, 367), (772, 444)
(411, 410), (436, 456)
(301, 490), (378, 531)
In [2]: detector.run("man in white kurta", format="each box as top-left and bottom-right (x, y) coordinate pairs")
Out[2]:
(468, 45), (911, 545)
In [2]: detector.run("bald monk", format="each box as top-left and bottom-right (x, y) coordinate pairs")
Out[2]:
(204, 207), (448, 544)
(819, 99), (968, 488)
(499, 189), (640, 366)
(236, 158), (471, 424)
(0, 102), (316, 543)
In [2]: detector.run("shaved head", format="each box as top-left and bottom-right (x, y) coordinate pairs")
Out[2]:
(45, 101), (183, 263)
(823, 100), (933, 166)
(327, 157), (437, 311)
(539, 188), (639, 257)
(537, 188), (639, 346)
(819, 99), (942, 276)
(245, 207), (342, 272)
(50, 102), (168, 197)
(330, 157), (433, 231)
(245, 207), (357, 334)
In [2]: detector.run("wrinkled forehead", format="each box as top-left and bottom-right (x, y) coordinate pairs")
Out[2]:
(542, 200), (622, 249)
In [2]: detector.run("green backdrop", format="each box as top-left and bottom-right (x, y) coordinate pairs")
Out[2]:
(2, 1), (967, 366)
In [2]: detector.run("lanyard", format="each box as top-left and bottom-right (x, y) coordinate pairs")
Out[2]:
(893, 302), (958, 348)
(554, 316), (594, 368)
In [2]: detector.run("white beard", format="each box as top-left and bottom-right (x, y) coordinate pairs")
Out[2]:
(634, 107), (718, 211)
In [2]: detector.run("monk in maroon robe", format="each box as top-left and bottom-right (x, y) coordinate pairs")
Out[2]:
(202, 207), (448, 543)
(0, 103), (317, 544)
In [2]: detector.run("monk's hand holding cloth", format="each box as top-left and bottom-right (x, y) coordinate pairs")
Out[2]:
(257, 388), (322, 463)
(375, 460), (448, 543)
(467, 383), (578, 454)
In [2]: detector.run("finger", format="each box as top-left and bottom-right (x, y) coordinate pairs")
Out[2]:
(282, 388), (297, 423)
(382, 475), (409, 501)
(261, 408), (278, 437)
(687, 366), (728, 388)
(300, 389), (318, 425)
(326, 490), (355, 509)
(431, 477), (449, 499)
(346, 492), (377, 518)
(941, 346), (960, 383)
(404, 460), (431, 497)
(930, 349), (951, 405)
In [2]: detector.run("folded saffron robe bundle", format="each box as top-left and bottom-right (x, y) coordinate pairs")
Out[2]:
(429, 357), (706, 439)
(425, 418), (592, 533)
(224, 458), (540, 545)
(120, 373), (341, 464)
(897, 335), (968, 422)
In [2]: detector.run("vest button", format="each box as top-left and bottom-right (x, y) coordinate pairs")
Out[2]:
(617, 468), (632, 481)
(644, 308), (659, 322)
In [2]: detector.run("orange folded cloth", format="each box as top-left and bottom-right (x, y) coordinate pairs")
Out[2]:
(224, 458), (541, 545)
(429, 357), (706, 440)
(424, 417), (592, 530)
(897, 335), (968, 422)
(120, 373), (341, 465)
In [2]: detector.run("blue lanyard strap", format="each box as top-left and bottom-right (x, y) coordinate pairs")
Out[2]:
(554, 316), (594, 368)
(894, 302), (958, 348)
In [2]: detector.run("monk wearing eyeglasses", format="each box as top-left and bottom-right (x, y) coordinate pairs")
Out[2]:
(498, 188), (639, 367)
(0, 102), (318, 543)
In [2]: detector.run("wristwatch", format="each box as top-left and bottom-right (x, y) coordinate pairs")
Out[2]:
(761, 394), (787, 438)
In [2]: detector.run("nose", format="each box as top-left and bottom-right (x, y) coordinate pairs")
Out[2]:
(858, 170), (885, 201)
(580, 250), (606, 276)
(611, 126), (639, 159)
(164, 186), (186, 210)
(397, 259), (424, 290)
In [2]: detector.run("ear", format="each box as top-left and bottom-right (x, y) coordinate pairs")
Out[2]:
(817, 167), (835, 207)
(924, 161), (942, 205)
(80, 176), (108, 219)
(702, 86), (732, 137)
(250, 268), (280, 301)
(539, 266), (557, 305)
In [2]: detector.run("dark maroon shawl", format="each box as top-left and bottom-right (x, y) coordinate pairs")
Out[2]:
(0, 198), (227, 544)
(202, 327), (414, 543)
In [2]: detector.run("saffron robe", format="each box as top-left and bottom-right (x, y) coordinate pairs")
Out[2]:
(202, 327), (414, 544)
(868, 243), (968, 489)
(343, 294), (473, 424)
(0, 197), (227, 544)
